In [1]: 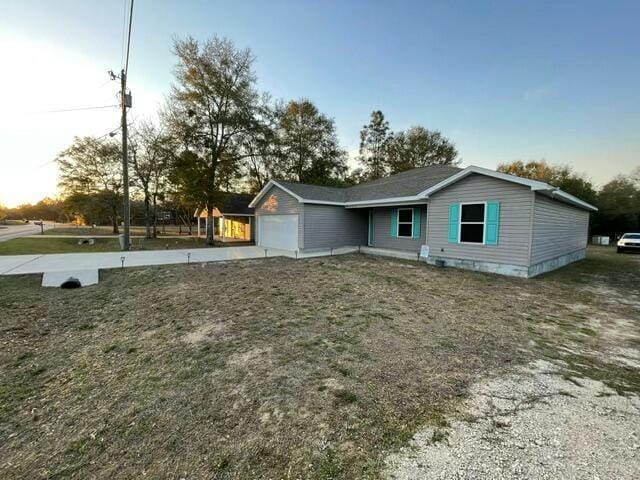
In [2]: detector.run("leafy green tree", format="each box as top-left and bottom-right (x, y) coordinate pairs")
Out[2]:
(358, 110), (392, 180)
(5, 198), (68, 222)
(387, 126), (458, 173)
(343, 167), (368, 186)
(165, 35), (260, 244)
(56, 136), (122, 233)
(592, 175), (640, 235)
(275, 99), (347, 185)
(497, 160), (597, 206)
(239, 96), (281, 193)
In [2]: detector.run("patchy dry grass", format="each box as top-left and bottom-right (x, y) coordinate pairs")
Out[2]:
(0, 246), (638, 479)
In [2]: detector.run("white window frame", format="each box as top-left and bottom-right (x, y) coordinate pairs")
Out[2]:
(397, 208), (414, 238)
(458, 202), (487, 245)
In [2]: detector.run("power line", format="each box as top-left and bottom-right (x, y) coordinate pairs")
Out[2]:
(120, 0), (129, 69)
(31, 105), (118, 114)
(124, 0), (135, 75)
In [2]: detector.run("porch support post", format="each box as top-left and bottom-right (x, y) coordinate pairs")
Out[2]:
(197, 216), (201, 238)
(221, 216), (225, 241)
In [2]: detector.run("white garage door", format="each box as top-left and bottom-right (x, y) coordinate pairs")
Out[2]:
(258, 215), (299, 251)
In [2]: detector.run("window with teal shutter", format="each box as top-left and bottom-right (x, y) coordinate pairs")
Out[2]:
(485, 201), (500, 245)
(390, 209), (398, 237)
(412, 208), (421, 239)
(448, 203), (460, 243)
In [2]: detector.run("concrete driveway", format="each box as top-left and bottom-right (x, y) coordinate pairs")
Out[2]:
(0, 246), (297, 276)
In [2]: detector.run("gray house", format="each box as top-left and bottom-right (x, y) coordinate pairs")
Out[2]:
(248, 165), (597, 277)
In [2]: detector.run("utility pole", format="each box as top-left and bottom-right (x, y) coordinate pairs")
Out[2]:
(119, 0), (134, 251)
(120, 68), (131, 251)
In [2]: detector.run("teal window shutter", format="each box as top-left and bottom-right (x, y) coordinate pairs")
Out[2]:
(390, 209), (398, 237)
(485, 201), (500, 245)
(448, 203), (460, 243)
(412, 208), (421, 239)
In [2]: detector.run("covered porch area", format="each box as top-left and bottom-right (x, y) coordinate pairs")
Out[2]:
(195, 208), (254, 242)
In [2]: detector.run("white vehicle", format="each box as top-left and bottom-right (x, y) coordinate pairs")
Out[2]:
(617, 233), (640, 253)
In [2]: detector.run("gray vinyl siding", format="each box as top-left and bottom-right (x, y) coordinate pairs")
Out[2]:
(303, 205), (368, 250)
(530, 194), (589, 265)
(254, 185), (303, 249)
(426, 174), (533, 266)
(370, 205), (427, 251)
(254, 186), (301, 215)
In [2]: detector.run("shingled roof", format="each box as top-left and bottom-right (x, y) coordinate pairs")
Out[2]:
(274, 165), (462, 203)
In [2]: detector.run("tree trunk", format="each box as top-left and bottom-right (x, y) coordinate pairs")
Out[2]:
(206, 202), (215, 246)
(152, 194), (158, 238)
(112, 212), (119, 234)
(144, 194), (152, 239)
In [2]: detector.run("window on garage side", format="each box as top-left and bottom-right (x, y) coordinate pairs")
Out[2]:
(397, 208), (413, 238)
(460, 203), (485, 243)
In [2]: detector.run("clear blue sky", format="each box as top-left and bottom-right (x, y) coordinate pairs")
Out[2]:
(1, 0), (638, 205)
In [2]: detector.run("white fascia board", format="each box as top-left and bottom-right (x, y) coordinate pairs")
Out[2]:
(419, 165), (552, 197)
(419, 165), (597, 212)
(270, 180), (305, 202)
(248, 179), (305, 208)
(543, 189), (598, 212)
(248, 180), (276, 208)
(302, 199), (347, 206)
(344, 196), (427, 208)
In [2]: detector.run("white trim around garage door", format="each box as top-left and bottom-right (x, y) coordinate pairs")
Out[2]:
(256, 214), (299, 252)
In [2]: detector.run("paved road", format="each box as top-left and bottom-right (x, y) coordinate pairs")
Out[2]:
(0, 224), (52, 242)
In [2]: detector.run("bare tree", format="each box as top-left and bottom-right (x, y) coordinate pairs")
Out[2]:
(129, 121), (174, 238)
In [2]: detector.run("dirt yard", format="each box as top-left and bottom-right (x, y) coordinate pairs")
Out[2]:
(0, 247), (638, 479)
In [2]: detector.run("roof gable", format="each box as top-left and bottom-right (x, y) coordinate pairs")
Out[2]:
(248, 165), (597, 212)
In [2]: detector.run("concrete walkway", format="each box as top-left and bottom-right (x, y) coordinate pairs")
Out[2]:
(0, 246), (298, 276)
(0, 245), (361, 287)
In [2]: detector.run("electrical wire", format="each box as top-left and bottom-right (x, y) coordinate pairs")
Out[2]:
(124, 0), (135, 76)
(31, 105), (118, 114)
(120, 0), (129, 70)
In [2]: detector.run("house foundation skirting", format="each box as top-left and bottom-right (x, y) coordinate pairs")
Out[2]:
(527, 248), (586, 278)
(425, 256), (530, 278)
(305, 246), (587, 278)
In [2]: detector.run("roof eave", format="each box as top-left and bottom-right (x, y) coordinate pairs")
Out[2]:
(420, 165), (597, 212)
(249, 179), (305, 208)
(344, 196), (427, 208)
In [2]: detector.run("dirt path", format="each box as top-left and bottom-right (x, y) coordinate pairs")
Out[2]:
(385, 359), (640, 479)
(386, 250), (640, 480)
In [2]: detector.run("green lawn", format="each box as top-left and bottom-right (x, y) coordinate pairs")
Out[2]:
(0, 236), (212, 255)
(0, 247), (638, 479)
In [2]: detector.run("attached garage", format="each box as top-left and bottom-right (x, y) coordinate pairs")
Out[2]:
(257, 214), (299, 251)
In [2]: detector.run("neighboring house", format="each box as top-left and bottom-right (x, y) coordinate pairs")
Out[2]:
(195, 193), (255, 242)
(249, 165), (597, 277)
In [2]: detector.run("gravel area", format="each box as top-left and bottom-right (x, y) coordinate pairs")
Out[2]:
(385, 359), (640, 479)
